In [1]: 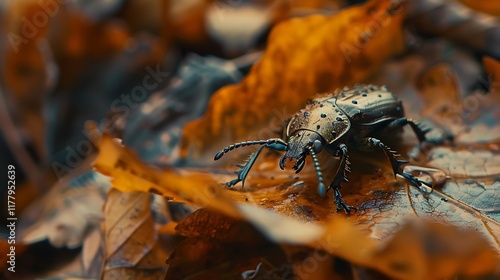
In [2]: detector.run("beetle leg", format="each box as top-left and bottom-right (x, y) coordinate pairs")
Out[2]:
(327, 144), (354, 214)
(223, 140), (288, 188)
(279, 154), (287, 170)
(226, 145), (266, 188)
(361, 137), (432, 188)
(385, 118), (430, 143)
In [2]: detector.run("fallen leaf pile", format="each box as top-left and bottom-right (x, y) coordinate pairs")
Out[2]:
(1, 0), (499, 279)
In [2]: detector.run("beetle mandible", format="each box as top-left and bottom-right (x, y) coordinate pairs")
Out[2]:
(214, 84), (432, 213)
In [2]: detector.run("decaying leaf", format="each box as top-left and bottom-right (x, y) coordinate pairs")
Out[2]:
(166, 204), (500, 279)
(100, 189), (166, 279)
(180, 0), (408, 163)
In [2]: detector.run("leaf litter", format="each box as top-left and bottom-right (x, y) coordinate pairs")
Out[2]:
(4, 0), (500, 279)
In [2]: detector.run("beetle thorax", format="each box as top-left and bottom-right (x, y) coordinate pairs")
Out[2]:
(286, 99), (351, 145)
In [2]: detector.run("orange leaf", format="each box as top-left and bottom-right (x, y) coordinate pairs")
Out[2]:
(94, 135), (241, 219)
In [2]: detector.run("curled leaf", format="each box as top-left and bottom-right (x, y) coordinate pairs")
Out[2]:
(94, 135), (241, 218)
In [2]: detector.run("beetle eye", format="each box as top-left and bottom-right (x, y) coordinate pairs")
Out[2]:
(313, 140), (323, 153)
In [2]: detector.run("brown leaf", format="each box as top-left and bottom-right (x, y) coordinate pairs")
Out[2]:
(101, 189), (166, 279)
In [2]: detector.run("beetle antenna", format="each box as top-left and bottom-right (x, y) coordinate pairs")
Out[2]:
(307, 146), (326, 195)
(214, 138), (288, 160)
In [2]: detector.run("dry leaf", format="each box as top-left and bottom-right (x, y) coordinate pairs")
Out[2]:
(101, 189), (166, 279)
(94, 135), (241, 218)
(169, 204), (500, 279)
(93, 134), (500, 278)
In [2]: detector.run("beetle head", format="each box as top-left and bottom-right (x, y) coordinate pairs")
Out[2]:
(214, 132), (326, 196)
(280, 130), (323, 173)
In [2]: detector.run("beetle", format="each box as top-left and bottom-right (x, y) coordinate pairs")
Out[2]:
(214, 84), (433, 213)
